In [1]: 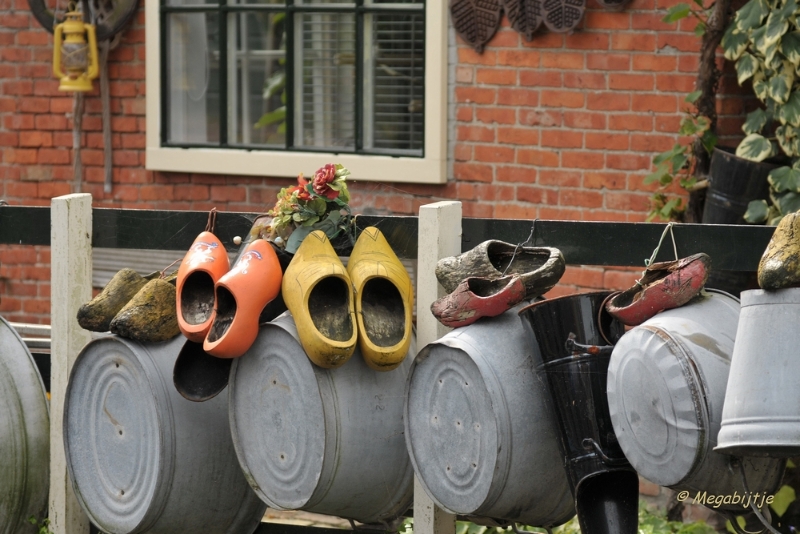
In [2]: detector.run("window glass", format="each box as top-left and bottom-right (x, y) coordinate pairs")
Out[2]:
(229, 12), (286, 146)
(294, 12), (356, 151)
(364, 11), (424, 154)
(165, 12), (220, 144)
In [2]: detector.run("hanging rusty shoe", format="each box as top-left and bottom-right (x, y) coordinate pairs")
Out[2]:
(176, 208), (231, 343)
(431, 275), (526, 328)
(435, 241), (565, 300)
(541, 0), (585, 33)
(605, 253), (711, 326)
(758, 211), (800, 290)
(346, 227), (414, 372)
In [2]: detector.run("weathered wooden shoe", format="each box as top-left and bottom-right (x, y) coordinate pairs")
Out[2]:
(758, 211), (800, 290)
(431, 275), (525, 328)
(176, 209), (231, 343)
(605, 253), (711, 326)
(347, 227), (413, 371)
(435, 241), (565, 300)
(282, 231), (357, 369)
(77, 268), (154, 332)
(203, 239), (282, 358)
(110, 275), (181, 342)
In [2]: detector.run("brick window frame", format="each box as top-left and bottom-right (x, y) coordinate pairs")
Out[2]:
(144, 0), (448, 184)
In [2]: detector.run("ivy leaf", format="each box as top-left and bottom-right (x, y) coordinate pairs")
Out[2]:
(744, 199), (770, 222)
(685, 90), (702, 103)
(779, 91), (800, 126)
(701, 130), (718, 154)
(780, 0), (799, 20)
(644, 164), (671, 185)
(660, 197), (683, 218)
(764, 11), (789, 47)
(777, 190), (800, 214)
(663, 3), (691, 23)
(768, 166), (800, 192)
(680, 116), (702, 135)
(680, 176), (698, 189)
(769, 69), (793, 103)
(776, 124), (796, 155)
(737, 133), (774, 160)
(694, 22), (707, 36)
(782, 31), (800, 66)
(735, 0), (769, 32)
(737, 53), (758, 84)
(722, 25), (749, 60)
(743, 108), (768, 133)
(753, 73), (770, 100)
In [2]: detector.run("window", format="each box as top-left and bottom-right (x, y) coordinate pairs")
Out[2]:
(145, 0), (447, 183)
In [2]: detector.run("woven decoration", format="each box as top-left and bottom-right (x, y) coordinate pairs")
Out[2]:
(541, 0), (585, 33)
(450, 0), (503, 53)
(596, 0), (631, 11)
(502, 0), (543, 41)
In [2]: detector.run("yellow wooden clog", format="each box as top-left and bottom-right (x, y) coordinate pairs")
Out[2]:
(282, 231), (357, 368)
(347, 227), (413, 371)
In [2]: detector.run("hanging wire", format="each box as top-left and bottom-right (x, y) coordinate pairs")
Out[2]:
(501, 219), (537, 276)
(636, 222), (679, 286)
(734, 458), (783, 534)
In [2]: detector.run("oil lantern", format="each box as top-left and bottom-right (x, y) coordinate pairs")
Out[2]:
(52, 10), (99, 92)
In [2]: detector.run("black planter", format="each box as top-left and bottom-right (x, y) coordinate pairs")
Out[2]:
(702, 146), (784, 296)
(520, 292), (637, 534)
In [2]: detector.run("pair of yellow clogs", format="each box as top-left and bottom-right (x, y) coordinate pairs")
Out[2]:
(282, 227), (413, 371)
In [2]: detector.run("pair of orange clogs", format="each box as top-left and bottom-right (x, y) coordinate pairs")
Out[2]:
(176, 210), (283, 359)
(283, 227), (413, 371)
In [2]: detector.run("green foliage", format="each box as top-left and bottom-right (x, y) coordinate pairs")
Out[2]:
(27, 516), (54, 534)
(645, 111), (717, 221)
(722, 0), (800, 223)
(397, 503), (717, 534)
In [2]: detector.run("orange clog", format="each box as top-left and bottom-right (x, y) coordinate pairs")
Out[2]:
(347, 227), (413, 371)
(203, 239), (282, 358)
(176, 209), (231, 343)
(282, 231), (357, 368)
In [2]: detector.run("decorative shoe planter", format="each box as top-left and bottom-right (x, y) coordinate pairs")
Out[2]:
(64, 335), (266, 534)
(717, 288), (800, 457)
(607, 290), (784, 510)
(405, 304), (574, 528)
(520, 292), (638, 534)
(0, 316), (49, 534)
(229, 312), (415, 524)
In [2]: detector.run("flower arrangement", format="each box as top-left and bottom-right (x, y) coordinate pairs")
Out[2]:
(265, 163), (353, 253)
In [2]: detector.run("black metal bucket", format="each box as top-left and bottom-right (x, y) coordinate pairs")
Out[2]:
(520, 291), (637, 534)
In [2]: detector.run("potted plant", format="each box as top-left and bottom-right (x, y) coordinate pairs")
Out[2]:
(722, 0), (800, 224)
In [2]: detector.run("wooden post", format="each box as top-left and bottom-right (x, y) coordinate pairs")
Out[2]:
(50, 194), (92, 534)
(414, 201), (461, 534)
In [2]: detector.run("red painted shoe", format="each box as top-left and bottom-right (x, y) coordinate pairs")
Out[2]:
(431, 275), (526, 328)
(605, 253), (711, 326)
(203, 239), (283, 358)
(176, 209), (231, 343)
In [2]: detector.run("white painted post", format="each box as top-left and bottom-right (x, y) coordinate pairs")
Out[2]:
(414, 201), (461, 534)
(50, 194), (92, 534)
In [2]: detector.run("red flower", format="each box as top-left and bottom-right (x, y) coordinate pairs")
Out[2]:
(313, 164), (339, 199)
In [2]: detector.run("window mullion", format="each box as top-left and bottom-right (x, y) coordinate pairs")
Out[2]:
(355, 0), (364, 153)
(286, 1), (295, 149)
(219, 2), (229, 146)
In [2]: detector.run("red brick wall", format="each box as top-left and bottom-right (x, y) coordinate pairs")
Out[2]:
(0, 0), (750, 322)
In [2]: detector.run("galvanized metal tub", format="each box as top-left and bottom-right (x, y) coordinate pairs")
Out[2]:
(64, 334), (266, 534)
(405, 305), (574, 528)
(608, 290), (784, 507)
(717, 288), (800, 457)
(229, 312), (415, 524)
(0, 316), (49, 534)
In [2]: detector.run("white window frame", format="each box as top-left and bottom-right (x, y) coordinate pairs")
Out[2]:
(145, 1), (448, 184)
